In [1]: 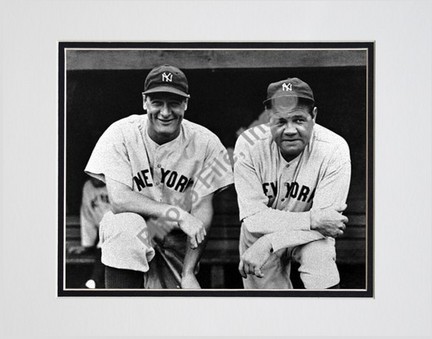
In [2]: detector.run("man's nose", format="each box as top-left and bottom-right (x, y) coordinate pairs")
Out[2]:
(283, 121), (297, 135)
(160, 103), (171, 117)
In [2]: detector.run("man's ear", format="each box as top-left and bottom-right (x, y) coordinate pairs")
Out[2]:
(143, 95), (148, 111)
(267, 109), (277, 124)
(311, 107), (318, 121)
(184, 98), (188, 111)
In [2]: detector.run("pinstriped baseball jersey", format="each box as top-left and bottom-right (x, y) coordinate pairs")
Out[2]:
(234, 122), (351, 250)
(85, 114), (234, 212)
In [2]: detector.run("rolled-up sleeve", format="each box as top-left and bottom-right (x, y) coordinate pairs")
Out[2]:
(311, 140), (351, 210)
(192, 136), (234, 205)
(84, 123), (133, 188)
(264, 140), (352, 251)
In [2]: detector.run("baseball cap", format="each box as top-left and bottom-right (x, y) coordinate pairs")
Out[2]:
(143, 64), (190, 98)
(263, 77), (314, 109)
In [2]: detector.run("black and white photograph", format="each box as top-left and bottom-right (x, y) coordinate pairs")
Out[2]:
(59, 43), (374, 296)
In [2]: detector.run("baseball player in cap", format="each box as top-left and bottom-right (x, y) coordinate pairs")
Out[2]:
(234, 77), (351, 289)
(85, 64), (233, 289)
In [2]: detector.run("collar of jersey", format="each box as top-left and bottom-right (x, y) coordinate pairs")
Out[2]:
(279, 150), (302, 166)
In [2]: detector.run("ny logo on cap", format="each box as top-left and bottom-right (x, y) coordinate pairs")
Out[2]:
(282, 82), (293, 91)
(162, 72), (173, 82)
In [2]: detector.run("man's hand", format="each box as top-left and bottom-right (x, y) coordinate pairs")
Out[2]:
(180, 272), (201, 289)
(177, 209), (206, 249)
(310, 204), (349, 238)
(238, 236), (273, 279)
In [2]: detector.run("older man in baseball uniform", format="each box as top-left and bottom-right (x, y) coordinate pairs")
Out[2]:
(85, 65), (233, 289)
(234, 77), (351, 289)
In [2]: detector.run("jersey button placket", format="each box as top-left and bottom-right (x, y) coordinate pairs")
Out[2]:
(279, 161), (296, 204)
(155, 160), (161, 185)
(154, 151), (163, 202)
(160, 158), (165, 202)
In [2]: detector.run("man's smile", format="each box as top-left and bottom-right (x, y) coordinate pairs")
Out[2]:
(158, 118), (175, 124)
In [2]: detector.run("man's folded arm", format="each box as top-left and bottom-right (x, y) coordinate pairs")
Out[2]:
(234, 136), (311, 236)
(258, 148), (352, 251)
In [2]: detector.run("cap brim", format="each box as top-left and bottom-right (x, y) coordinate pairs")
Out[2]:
(263, 95), (314, 105)
(143, 86), (190, 98)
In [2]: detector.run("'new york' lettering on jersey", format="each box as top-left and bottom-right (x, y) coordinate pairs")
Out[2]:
(262, 181), (316, 204)
(132, 167), (194, 193)
(85, 114), (233, 212)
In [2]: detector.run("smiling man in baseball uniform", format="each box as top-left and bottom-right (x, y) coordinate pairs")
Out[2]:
(234, 77), (351, 289)
(85, 65), (233, 289)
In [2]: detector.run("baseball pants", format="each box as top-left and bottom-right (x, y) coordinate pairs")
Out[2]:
(100, 210), (188, 289)
(240, 226), (340, 289)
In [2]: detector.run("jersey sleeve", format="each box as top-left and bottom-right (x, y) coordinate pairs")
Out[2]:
(233, 134), (310, 237)
(265, 139), (352, 252)
(79, 181), (99, 247)
(84, 122), (133, 187)
(310, 140), (351, 210)
(192, 135), (234, 203)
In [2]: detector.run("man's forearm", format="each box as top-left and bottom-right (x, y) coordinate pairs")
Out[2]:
(106, 177), (182, 220)
(243, 208), (311, 236)
(113, 190), (176, 218)
(182, 236), (209, 276)
(264, 230), (324, 253)
(182, 214), (212, 276)
(182, 194), (214, 276)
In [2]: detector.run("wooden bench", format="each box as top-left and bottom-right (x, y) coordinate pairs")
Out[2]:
(65, 187), (366, 288)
